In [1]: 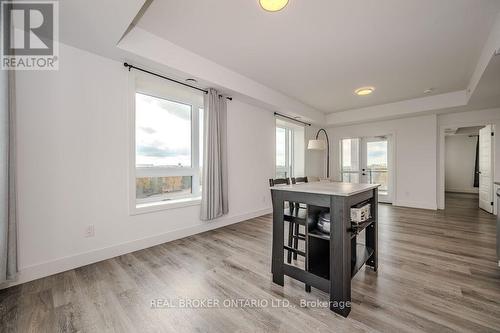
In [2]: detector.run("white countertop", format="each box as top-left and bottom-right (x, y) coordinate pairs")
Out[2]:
(270, 182), (380, 196)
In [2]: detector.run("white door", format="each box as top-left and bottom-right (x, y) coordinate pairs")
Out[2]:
(479, 125), (494, 213)
(340, 136), (393, 203)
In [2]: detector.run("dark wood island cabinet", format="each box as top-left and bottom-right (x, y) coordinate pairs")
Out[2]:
(270, 182), (379, 317)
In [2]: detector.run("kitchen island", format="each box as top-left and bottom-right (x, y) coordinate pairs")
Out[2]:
(270, 182), (379, 317)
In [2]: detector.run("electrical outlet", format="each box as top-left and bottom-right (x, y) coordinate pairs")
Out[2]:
(84, 225), (95, 238)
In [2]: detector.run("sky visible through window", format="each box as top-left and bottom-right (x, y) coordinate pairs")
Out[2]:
(367, 141), (387, 168)
(342, 139), (387, 169)
(136, 93), (192, 167)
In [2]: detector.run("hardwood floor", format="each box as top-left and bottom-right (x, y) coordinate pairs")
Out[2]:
(1, 194), (499, 332)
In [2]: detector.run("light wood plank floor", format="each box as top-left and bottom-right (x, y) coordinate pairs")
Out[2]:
(1, 193), (499, 332)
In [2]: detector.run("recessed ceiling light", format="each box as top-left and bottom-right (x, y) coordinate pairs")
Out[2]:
(259, 0), (289, 12)
(424, 88), (434, 94)
(354, 87), (375, 96)
(186, 78), (198, 83)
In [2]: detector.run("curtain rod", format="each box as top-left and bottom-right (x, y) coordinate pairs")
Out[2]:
(274, 112), (311, 126)
(124, 62), (232, 101)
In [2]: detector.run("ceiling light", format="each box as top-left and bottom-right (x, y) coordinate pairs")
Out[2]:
(186, 78), (198, 83)
(423, 88), (434, 94)
(259, 0), (289, 12)
(355, 87), (375, 96)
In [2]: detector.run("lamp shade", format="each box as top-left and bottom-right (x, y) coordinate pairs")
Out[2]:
(308, 139), (326, 150)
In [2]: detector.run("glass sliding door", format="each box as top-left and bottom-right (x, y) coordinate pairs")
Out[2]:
(340, 135), (393, 203)
(363, 137), (390, 202)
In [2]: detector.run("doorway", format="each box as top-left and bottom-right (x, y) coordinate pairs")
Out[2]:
(340, 135), (393, 203)
(443, 125), (495, 213)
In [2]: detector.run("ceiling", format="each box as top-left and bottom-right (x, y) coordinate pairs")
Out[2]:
(136, 0), (500, 113)
(467, 51), (500, 109)
(58, 0), (145, 59)
(433, 52), (500, 117)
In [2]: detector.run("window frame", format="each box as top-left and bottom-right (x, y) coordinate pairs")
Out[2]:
(275, 126), (294, 178)
(340, 137), (361, 183)
(128, 71), (204, 215)
(275, 119), (304, 179)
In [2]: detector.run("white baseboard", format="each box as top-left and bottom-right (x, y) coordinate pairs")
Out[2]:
(1, 208), (272, 290)
(393, 200), (437, 210)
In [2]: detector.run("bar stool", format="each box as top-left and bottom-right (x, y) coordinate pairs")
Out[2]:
(269, 178), (307, 263)
(290, 177), (308, 260)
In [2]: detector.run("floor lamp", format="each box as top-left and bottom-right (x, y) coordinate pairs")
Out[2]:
(308, 128), (330, 178)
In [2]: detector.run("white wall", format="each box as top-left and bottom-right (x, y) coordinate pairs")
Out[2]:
(8, 42), (275, 287)
(445, 135), (479, 193)
(328, 114), (438, 210)
(325, 109), (500, 212)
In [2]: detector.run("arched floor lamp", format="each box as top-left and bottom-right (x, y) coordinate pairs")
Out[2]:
(307, 128), (330, 178)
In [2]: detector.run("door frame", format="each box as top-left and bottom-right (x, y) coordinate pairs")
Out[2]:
(338, 132), (396, 204)
(479, 125), (494, 213)
(438, 121), (496, 210)
(362, 136), (394, 203)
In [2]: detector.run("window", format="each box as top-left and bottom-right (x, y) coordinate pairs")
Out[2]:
(275, 119), (305, 178)
(341, 138), (360, 183)
(275, 126), (290, 178)
(132, 72), (204, 212)
(340, 136), (392, 202)
(366, 139), (389, 194)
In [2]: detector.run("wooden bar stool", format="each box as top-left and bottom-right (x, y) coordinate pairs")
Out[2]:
(290, 177), (308, 260)
(269, 178), (307, 263)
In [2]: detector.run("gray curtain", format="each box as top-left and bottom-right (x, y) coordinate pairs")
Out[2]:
(0, 68), (17, 283)
(200, 89), (228, 220)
